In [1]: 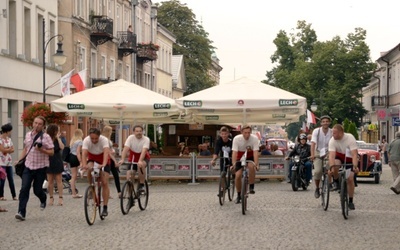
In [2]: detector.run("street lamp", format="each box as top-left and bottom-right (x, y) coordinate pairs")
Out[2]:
(311, 100), (318, 112)
(43, 18), (67, 103)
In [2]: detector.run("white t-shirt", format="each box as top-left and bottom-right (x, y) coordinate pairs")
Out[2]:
(124, 135), (150, 153)
(232, 134), (259, 152)
(311, 127), (332, 152)
(82, 135), (109, 154)
(328, 133), (358, 158)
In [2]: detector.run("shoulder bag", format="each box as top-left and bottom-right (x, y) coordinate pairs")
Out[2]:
(15, 132), (43, 178)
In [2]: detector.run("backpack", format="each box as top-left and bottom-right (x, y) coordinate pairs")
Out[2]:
(62, 146), (71, 163)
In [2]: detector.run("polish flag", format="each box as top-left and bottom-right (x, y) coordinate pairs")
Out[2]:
(307, 109), (316, 124)
(70, 69), (87, 92)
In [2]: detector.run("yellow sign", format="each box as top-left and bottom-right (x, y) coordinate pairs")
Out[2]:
(357, 171), (370, 176)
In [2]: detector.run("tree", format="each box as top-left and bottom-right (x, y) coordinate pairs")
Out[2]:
(156, 0), (215, 95)
(264, 21), (376, 127)
(348, 122), (359, 140)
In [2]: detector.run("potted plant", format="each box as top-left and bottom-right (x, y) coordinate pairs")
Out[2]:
(21, 103), (69, 128)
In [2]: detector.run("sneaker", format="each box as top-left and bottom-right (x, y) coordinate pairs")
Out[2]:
(348, 202), (355, 210)
(40, 201), (46, 211)
(314, 189), (320, 199)
(138, 185), (145, 194)
(330, 182), (338, 191)
(390, 187), (400, 195)
(15, 212), (25, 221)
(235, 197), (241, 204)
(249, 189), (255, 194)
(101, 207), (108, 217)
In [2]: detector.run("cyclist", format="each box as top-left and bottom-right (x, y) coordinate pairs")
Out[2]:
(310, 115), (332, 198)
(231, 125), (259, 204)
(211, 126), (233, 197)
(81, 128), (110, 217)
(211, 126), (232, 172)
(328, 124), (359, 210)
(118, 125), (150, 193)
(286, 133), (312, 184)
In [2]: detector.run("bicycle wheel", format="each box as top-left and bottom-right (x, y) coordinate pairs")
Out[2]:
(218, 171), (227, 206)
(98, 185), (105, 220)
(138, 180), (149, 211)
(241, 173), (248, 215)
(84, 186), (96, 226)
(227, 170), (235, 201)
(340, 173), (349, 219)
(321, 173), (330, 211)
(120, 181), (133, 215)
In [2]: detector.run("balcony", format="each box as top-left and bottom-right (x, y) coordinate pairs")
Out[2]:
(91, 78), (113, 88)
(90, 15), (113, 46)
(117, 31), (137, 57)
(136, 42), (159, 62)
(371, 96), (387, 108)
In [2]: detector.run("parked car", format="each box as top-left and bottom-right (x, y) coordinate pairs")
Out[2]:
(357, 142), (382, 184)
(267, 138), (289, 155)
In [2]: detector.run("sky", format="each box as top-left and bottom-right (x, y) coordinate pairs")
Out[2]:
(153, 0), (400, 84)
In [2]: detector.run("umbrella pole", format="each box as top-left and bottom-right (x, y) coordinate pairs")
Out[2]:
(118, 113), (123, 156)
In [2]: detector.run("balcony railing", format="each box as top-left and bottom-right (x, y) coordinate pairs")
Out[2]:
(371, 96), (387, 107)
(136, 42), (159, 62)
(117, 31), (137, 57)
(90, 15), (113, 46)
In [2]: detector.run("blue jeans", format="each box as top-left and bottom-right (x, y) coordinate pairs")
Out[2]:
(0, 166), (17, 198)
(17, 167), (47, 217)
(289, 161), (313, 182)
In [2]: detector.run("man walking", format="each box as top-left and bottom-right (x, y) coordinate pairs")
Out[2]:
(16, 116), (54, 221)
(388, 131), (400, 194)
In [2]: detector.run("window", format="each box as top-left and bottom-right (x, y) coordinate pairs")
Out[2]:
(79, 47), (87, 71)
(91, 50), (97, 78)
(76, 0), (85, 18)
(101, 55), (106, 78)
(125, 65), (130, 81)
(23, 7), (31, 61)
(110, 58), (115, 80)
(118, 61), (123, 79)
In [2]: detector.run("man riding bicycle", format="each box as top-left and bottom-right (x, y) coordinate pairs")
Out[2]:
(211, 126), (233, 172)
(328, 124), (359, 210)
(310, 115), (332, 198)
(81, 128), (111, 217)
(118, 125), (150, 193)
(231, 125), (259, 204)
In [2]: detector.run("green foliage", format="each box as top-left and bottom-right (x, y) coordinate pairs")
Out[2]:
(157, 0), (215, 95)
(348, 122), (359, 140)
(264, 21), (376, 127)
(343, 118), (350, 133)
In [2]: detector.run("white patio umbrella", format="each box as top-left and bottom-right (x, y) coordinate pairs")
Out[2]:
(175, 77), (307, 125)
(51, 79), (181, 153)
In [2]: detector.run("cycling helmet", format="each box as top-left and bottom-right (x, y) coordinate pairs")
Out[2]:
(299, 133), (307, 140)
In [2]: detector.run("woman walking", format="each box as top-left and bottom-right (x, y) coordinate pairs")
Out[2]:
(46, 124), (64, 206)
(68, 129), (83, 198)
(0, 123), (17, 201)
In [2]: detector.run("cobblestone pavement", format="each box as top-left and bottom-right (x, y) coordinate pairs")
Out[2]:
(1, 164), (400, 250)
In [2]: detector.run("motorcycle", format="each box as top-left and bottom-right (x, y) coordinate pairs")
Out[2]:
(289, 155), (309, 191)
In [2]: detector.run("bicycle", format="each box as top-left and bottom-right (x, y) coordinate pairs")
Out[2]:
(84, 163), (105, 226)
(329, 163), (352, 219)
(120, 161), (149, 215)
(319, 157), (330, 211)
(240, 152), (256, 215)
(218, 156), (235, 206)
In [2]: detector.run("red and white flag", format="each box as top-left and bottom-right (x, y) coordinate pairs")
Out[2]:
(70, 69), (87, 92)
(307, 109), (316, 124)
(60, 69), (74, 96)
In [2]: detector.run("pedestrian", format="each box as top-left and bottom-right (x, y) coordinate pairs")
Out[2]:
(69, 129), (83, 198)
(15, 116), (54, 221)
(102, 126), (121, 198)
(60, 131), (67, 147)
(0, 123), (17, 201)
(388, 131), (400, 194)
(46, 124), (65, 206)
(380, 135), (388, 164)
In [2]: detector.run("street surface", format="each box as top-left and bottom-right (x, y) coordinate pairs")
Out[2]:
(1, 164), (400, 250)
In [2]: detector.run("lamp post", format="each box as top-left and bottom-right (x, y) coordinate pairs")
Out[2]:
(311, 100), (318, 112)
(42, 18), (67, 103)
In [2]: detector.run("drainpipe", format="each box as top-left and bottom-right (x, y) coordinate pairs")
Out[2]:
(381, 58), (390, 140)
